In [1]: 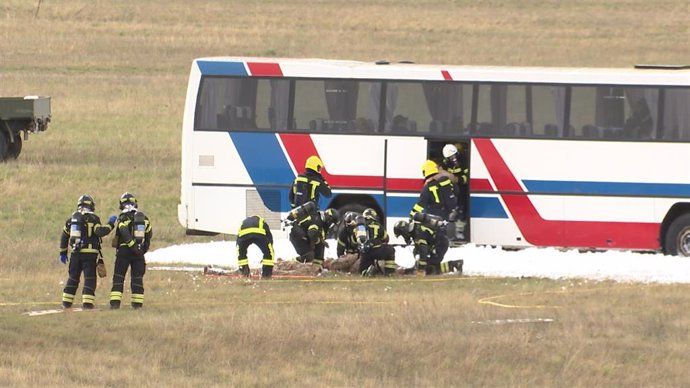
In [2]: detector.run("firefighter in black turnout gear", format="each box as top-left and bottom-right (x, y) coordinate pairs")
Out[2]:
(285, 201), (341, 269)
(411, 160), (459, 221)
(59, 194), (116, 309)
(110, 192), (152, 309)
(336, 211), (362, 257)
(237, 215), (275, 278)
(394, 213), (461, 275)
(441, 143), (469, 239)
(289, 155), (332, 209)
(337, 209), (396, 276)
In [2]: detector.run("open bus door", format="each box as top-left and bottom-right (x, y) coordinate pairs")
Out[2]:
(426, 139), (470, 245)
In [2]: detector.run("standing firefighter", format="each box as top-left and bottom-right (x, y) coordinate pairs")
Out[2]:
(441, 143), (469, 238)
(110, 192), (152, 309)
(59, 194), (116, 309)
(289, 155), (332, 209)
(411, 160), (459, 222)
(237, 215), (275, 279)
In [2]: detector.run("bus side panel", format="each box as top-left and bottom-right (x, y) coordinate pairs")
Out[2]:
(472, 138), (690, 251)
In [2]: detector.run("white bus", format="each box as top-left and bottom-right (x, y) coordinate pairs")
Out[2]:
(178, 57), (690, 255)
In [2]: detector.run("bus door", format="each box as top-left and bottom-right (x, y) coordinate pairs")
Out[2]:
(426, 139), (470, 243)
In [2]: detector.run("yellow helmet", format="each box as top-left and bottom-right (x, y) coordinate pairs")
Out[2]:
(421, 160), (439, 177)
(305, 155), (323, 173)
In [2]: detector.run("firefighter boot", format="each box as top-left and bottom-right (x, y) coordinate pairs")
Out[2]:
(261, 265), (273, 280)
(240, 264), (251, 278)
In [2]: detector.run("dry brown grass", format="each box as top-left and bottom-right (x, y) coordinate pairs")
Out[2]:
(1, 273), (689, 386)
(1, 0), (689, 386)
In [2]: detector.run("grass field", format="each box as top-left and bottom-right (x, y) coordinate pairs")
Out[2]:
(1, 0), (689, 386)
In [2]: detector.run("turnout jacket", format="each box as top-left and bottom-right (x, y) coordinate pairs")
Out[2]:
(60, 211), (114, 255)
(115, 210), (153, 253)
(289, 169), (332, 209)
(238, 215), (273, 244)
(410, 175), (458, 220)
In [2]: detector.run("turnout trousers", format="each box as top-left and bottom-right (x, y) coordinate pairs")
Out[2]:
(62, 252), (98, 308)
(237, 234), (275, 278)
(110, 248), (146, 309)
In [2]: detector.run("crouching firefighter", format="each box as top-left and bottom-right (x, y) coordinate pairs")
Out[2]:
(394, 212), (461, 275)
(59, 194), (116, 309)
(355, 213), (396, 276)
(237, 215), (275, 279)
(110, 192), (152, 309)
(285, 201), (341, 269)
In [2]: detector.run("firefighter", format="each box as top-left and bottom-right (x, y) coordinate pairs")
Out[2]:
(336, 211), (362, 258)
(59, 194), (116, 309)
(289, 155), (332, 209)
(355, 212), (396, 276)
(441, 143), (469, 238)
(411, 159), (459, 222)
(109, 192), (152, 309)
(236, 215), (275, 279)
(394, 215), (462, 275)
(285, 202), (341, 269)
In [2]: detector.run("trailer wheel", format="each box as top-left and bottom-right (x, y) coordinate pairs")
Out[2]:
(8, 135), (22, 159)
(0, 132), (8, 161)
(664, 213), (690, 256)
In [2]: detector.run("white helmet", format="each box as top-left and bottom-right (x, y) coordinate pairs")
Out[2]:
(442, 144), (458, 158)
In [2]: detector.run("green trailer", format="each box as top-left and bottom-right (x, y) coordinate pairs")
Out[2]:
(0, 96), (51, 161)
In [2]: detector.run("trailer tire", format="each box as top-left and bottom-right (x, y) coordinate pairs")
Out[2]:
(0, 132), (8, 161)
(8, 135), (22, 159)
(664, 213), (690, 256)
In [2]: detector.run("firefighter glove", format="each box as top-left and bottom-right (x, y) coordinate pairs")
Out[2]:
(59, 253), (68, 265)
(96, 259), (107, 278)
(448, 209), (459, 222)
(108, 215), (117, 226)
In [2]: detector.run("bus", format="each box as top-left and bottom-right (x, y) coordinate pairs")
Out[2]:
(178, 57), (690, 256)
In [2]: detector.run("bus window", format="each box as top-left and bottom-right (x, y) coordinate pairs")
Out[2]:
(195, 77), (290, 131)
(663, 88), (690, 140)
(420, 82), (468, 134)
(294, 80), (379, 133)
(385, 82), (427, 133)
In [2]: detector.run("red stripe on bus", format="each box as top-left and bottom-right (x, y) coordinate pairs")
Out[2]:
(473, 138), (660, 250)
(247, 62), (283, 77)
(470, 178), (493, 191)
(441, 70), (452, 80)
(279, 133), (423, 191)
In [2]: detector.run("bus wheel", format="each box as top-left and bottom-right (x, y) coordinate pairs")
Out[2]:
(664, 213), (690, 256)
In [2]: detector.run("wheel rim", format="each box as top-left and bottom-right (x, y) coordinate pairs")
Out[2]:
(677, 227), (690, 256)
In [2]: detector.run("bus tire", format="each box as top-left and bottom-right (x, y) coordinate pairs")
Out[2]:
(664, 213), (690, 256)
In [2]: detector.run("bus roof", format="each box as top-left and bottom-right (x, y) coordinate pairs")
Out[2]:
(194, 57), (690, 87)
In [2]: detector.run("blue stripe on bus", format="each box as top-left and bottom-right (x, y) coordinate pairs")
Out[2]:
(197, 61), (248, 76)
(523, 180), (690, 197)
(378, 195), (508, 219)
(230, 132), (294, 211)
(470, 197), (509, 218)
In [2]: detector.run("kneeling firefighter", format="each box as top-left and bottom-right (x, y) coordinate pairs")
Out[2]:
(110, 192), (152, 309)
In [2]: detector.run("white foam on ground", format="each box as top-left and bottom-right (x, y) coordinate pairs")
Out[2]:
(145, 239), (690, 284)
